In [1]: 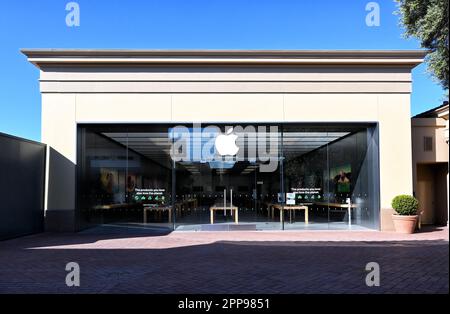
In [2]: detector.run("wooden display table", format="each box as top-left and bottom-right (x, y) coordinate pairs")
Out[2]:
(269, 204), (309, 224)
(314, 202), (358, 209)
(92, 203), (137, 210)
(181, 198), (198, 210)
(313, 202), (358, 226)
(143, 205), (172, 223)
(209, 205), (239, 224)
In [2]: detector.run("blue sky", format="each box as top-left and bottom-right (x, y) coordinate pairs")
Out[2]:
(0, 0), (446, 141)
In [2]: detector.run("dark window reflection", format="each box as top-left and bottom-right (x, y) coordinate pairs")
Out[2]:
(77, 124), (379, 231)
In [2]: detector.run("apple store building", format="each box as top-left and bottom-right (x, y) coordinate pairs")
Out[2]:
(22, 49), (425, 232)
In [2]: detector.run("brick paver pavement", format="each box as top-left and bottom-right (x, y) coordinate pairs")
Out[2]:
(0, 226), (448, 294)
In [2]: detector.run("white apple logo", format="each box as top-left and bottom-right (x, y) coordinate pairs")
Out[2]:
(215, 128), (239, 156)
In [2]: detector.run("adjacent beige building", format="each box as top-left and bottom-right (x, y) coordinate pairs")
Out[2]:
(22, 49), (426, 232)
(412, 102), (449, 226)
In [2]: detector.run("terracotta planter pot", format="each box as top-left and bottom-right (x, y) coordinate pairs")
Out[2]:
(392, 214), (418, 234)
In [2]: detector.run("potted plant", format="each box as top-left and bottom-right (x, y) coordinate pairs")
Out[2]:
(391, 195), (419, 234)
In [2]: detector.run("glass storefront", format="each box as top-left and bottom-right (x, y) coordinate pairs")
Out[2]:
(77, 123), (379, 231)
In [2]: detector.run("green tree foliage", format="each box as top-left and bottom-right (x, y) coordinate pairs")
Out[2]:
(396, 0), (449, 90)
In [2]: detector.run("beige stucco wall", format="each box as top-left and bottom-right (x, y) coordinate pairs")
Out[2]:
(412, 117), (449, 226)
(412, 118), (449, 164)
(41, 94), (77, 231)
(41, 91), (412, 231)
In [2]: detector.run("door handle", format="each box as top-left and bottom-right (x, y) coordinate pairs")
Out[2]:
(224, 188), (226, 216)
(223, 188), (234, 217)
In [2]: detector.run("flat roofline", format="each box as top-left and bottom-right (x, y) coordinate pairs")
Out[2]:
(21, 49), (427, 68)
(0, 131), (45, 147)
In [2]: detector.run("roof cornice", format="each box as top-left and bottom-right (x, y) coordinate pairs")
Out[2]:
(21, 49), (427, 68)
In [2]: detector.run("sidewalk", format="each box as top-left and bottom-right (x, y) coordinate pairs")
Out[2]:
(21, 225), (449, 250)
(0, 226), (448, 294)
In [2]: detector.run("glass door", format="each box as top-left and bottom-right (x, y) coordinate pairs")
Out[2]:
(172, 123), (281, 230)
(174, 159), (239, 230)
(172, 123), (284, 230)
(209, 162), (238, 225)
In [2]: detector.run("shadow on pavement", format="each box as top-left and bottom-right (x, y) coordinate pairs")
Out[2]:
(0, 227), (448, 294)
